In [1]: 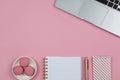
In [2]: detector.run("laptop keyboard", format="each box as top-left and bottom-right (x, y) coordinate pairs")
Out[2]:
(96, 0), (120, 11)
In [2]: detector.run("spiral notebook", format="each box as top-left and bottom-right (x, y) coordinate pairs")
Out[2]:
(43, 57), (82, 80)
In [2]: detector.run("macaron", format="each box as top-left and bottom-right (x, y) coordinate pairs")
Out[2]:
(13, 66), (24, 75)
(20, 57), (30, 67)
(24, 66), (35, 76)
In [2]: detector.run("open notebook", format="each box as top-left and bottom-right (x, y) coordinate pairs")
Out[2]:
(43, 57), (82, 80)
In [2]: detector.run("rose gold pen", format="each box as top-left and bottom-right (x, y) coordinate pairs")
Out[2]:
(84, 57), (89, 80)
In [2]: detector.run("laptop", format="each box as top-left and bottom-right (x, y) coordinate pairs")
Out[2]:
(55, 0), (120, 36)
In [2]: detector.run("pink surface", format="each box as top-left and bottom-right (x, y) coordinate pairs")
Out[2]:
(0, 0), (120, 80)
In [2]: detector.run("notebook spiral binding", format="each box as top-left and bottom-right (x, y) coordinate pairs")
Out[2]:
(43, 58), (48, 80)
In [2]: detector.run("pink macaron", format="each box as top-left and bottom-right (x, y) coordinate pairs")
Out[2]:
(20, 57), (30, 67)
(13, 66), (24, 75)
(24, 66), (35, 76)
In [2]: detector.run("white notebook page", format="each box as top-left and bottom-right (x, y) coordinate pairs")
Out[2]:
(45, 57), (82, 80)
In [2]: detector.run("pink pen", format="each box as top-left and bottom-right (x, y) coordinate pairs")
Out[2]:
(84, 57), (89, 80)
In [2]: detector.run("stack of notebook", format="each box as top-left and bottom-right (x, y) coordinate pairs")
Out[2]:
(43, 56), (111, 80)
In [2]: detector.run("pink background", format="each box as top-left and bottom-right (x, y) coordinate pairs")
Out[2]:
(0, 0), (120, 80)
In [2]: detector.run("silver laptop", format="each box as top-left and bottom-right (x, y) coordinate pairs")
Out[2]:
(55, 0), (120, 36)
